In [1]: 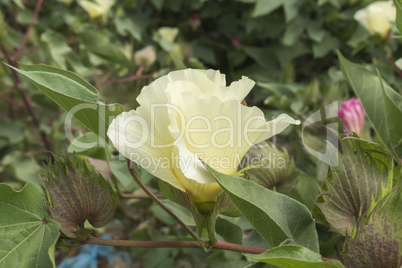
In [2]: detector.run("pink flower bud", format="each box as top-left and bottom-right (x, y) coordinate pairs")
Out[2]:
(337, 98), (365, 136)
(232, 35), (241, 50)
(189, 14), (201, 29)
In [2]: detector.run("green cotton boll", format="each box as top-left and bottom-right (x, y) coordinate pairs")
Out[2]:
(241, 142), (297, 190)
(43, 154), (117, 240)
(343, 185), (402, 267)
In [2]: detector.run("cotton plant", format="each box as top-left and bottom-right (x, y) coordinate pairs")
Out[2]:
(2, 58), (401, 267)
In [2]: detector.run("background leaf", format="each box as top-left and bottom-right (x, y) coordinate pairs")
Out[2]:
(394, 0), (402, 33)
(6, 63), (124, 143)
(0, 183), (60, 268)
(246, 245), (344, 268)
(338, 52), (402, 159)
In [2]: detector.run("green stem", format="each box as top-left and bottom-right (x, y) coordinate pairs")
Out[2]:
(126, 160), (202, 244)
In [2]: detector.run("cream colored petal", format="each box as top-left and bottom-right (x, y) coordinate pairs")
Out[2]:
(196, 69), (226, 87)
(354, 1), (396, 37)
(165, 80), (204, 98)
(79, 1), (103, 18)
(137, 69), (252, 106)
(107, 108), (185, 192)
(354, 9), (372, 34)
(176, 139), (217, 184)
(199, 76), (255, 102)
(167, 93), (300, 176)
(166, 69), (220, 96)
(158, 27), (179, 43)
(136, 69), (217, 105)
(136, 76), (170, 106)
(79, 0), (114, 18)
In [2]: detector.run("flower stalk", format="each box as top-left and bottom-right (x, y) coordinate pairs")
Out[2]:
(126, 159), (202, 245)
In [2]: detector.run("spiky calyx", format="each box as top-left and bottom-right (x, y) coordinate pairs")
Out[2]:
(43, 154), (117, 240)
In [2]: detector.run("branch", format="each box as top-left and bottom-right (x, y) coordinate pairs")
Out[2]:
(12, 0), (44, 60)
(387, 55), (402, 78)
(122, 193), (163, 199)
(1, 44), (54, 162)
(85, 237), (267, 255)
(85, 237), (341, 263)
(98, 66), (153, 88)
(126, 160), (201, 244)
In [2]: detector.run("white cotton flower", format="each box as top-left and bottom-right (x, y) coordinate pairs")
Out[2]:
(79, 0), (115, 19)
(107, 69), (300, 203)
(354, 1), (396, 38)
(158, 27), (179, 43)
(134, 46), (157, 68)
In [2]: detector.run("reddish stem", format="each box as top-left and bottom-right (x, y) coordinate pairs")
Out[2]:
(12, 0), (44, 61)
(85, 237), (267, 255)
(1, 44), (54, 162)
(122, 193), (163, 199)
(85, 237), (341, 263)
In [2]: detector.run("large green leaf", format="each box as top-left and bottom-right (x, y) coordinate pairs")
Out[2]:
(252, 0), (283, 17)
(0, 183), (60, 268)
(394, 0), (402, 33)
(338, 52), (402, 159)
(205, 165), (319, 253)
(6, 63), (124, 143)
(246, 245), (344, 268)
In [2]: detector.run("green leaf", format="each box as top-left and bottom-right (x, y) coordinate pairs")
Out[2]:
(0, 183), (60, 268)
(216, 216), (243, 245)
(316, 138), (389, 236)
(252, 0), (283, 17)
(109, 157), (136, 187)
(80, 30), (131, 68)
(394, 0), (402, 33)
(67, 132), (107, 160)
(283, 0), (300, 22)
(151, 199), (195, 226)
(246, 245), (344, 268)
(338, 52), (402, 158)
(205, 164), (319, 252)
(5, 63), (124, 143)
(115, 16), (142, 41)
(0, 119), (25, 145)
(40, 30), (72, 69)
(312, 34), (339, 58)
(282, 16), (308, 46)
(1, 151), (41, 184)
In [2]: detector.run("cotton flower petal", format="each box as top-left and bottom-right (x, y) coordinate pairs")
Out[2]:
(167, 92), (300, 177)
(354, 1), (396, 38)
(108, 68), (300, 204)
(79, 0), (114, 18)
(200, 76), (255, 102)
(107, 108), (185, 192)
